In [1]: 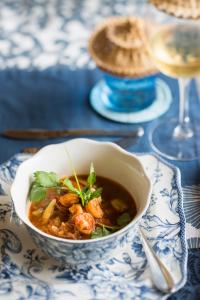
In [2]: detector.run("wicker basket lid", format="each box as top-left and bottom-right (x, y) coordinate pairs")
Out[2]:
(88, 16), (157, 78)
(150, 0), (200, 19)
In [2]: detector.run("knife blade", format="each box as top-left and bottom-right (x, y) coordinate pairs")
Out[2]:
(3, 127), (144, 140)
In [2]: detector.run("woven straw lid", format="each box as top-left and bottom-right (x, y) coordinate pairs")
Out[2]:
(150, 0), (200, 19)
(88, 16), (157, 78)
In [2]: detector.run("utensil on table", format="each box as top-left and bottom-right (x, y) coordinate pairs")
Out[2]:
(2, 127), (144, 140)
(125, 227), (175, 293)
(139, 227), (175, 293)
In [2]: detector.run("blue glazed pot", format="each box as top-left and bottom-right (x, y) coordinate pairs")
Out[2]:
(102, 73), (156, 112)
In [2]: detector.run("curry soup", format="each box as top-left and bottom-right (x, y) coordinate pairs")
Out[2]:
(29, 169), (137, 240)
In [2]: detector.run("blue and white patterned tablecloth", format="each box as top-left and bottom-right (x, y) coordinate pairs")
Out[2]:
(0, 0), (151, 70)
(0, 1), (200, 299)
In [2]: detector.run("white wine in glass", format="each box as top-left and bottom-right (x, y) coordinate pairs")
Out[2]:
(149, 24), (200, 78)
(147, 20), (200, 160)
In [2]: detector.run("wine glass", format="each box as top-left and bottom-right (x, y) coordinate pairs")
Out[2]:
(145, 9), (200, 160)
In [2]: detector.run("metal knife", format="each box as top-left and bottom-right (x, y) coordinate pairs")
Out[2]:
(2, 127), (144, 140)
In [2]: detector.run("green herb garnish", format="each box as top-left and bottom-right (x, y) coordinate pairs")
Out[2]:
(91, 226), (110, 239)
(91, 213), (132, 239)
(29, 147), (103, 206)
(97, 222), (120, 231)
(63, 161), (102, 206)
(34, 171), (59, 187)
(29, 184), (46, 203)
(91, 222), (121, 239)
(117, 212), (131, 226)
(83, 187), (103, 205)
(64, 178), (81, 195)
(29, 171), (60, 203)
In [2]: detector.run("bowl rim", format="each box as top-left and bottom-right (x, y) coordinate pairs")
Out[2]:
(11, 138), (152, 244)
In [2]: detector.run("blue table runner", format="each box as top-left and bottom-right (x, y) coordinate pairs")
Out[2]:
(0, 68), (200, 299)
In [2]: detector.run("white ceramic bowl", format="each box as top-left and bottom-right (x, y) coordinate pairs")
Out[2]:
(11, 138), (152, 264)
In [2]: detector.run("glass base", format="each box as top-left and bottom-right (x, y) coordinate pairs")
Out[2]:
(149, 119), (199, 161)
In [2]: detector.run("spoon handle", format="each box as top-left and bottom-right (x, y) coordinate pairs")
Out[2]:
(139, 227), (175, 293)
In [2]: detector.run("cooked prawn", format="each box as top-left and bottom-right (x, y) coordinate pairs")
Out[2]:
(73, 212), (95, 235)
(86, 197), (103, 218)
(69, 204), (83, 215)
(59, 193), (79, 207)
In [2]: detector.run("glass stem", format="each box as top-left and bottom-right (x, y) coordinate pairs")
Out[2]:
(179, 78), (189, 124)
(173, 78), (193, 139)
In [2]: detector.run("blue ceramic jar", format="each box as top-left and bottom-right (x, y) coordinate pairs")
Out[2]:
(103, 73), (156, 112)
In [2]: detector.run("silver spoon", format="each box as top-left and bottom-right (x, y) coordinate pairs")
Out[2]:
(125, 227), (175, 294)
